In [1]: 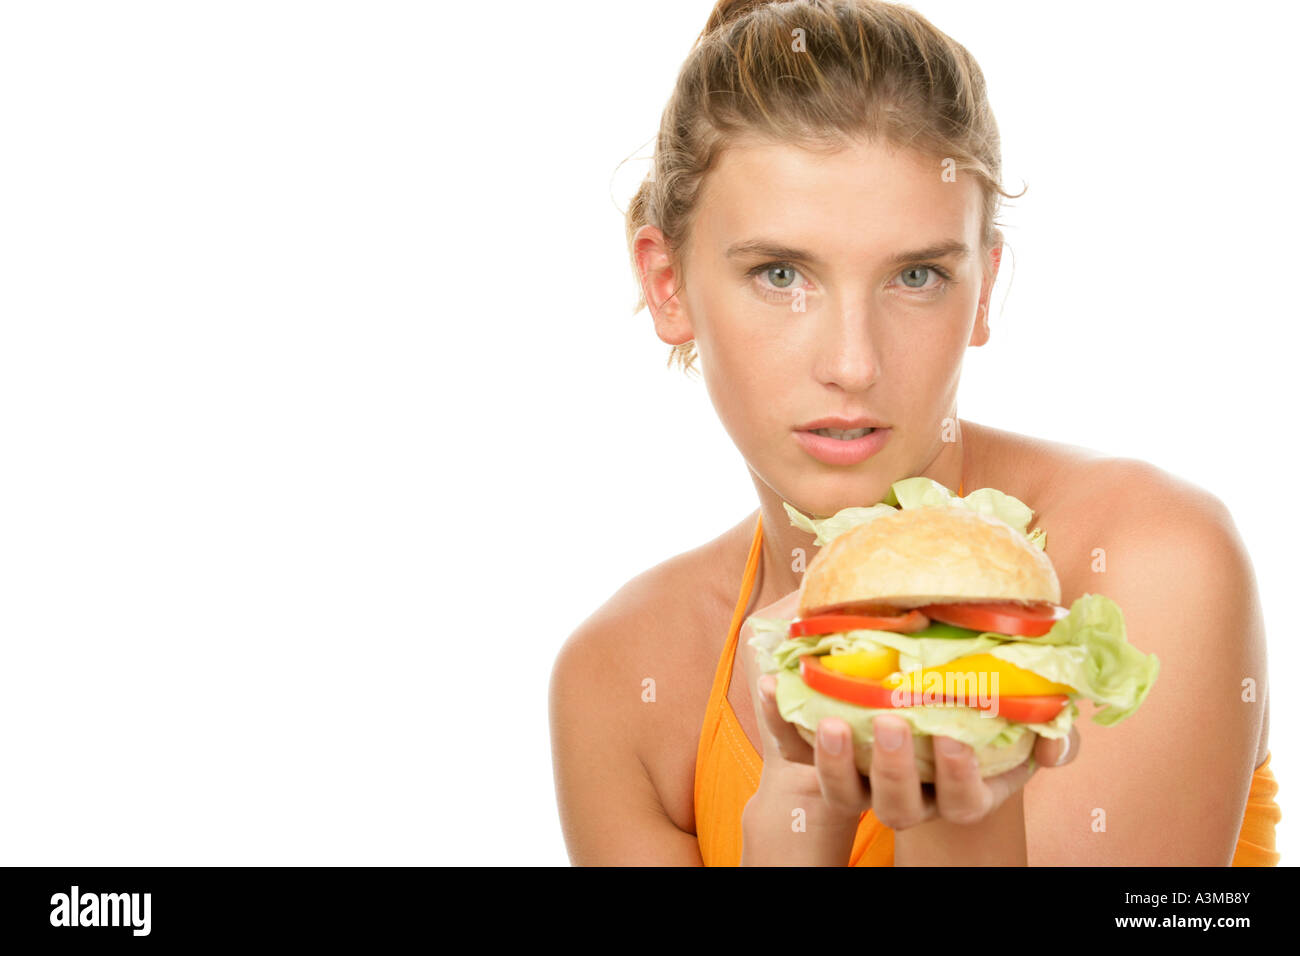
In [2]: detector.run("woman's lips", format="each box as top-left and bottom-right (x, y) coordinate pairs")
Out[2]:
(793, 427), (891, 465)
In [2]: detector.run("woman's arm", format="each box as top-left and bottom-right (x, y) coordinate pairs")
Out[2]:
(1023, 463), (1267, 865)
(549, 606), (705, 866)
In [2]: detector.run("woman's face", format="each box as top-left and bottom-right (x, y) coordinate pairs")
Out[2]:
(645, 136), (999, 516)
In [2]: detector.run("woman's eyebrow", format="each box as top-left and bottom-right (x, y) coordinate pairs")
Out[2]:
(724, 238), (971, 265)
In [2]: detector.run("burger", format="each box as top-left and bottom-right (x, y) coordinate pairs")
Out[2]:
(747, 477), (1160, 782)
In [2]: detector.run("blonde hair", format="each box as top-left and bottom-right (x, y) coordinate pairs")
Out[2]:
(625, 0), (1024, 378)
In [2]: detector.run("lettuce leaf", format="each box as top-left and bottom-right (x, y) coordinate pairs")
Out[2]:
(783, 475), (1047, 550)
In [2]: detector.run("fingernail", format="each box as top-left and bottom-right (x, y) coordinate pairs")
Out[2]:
(758, 678), (771, 702)
(1055, 734), (1071, 766)
(820, 724), (843, 755)
(876, 718), (903, 751)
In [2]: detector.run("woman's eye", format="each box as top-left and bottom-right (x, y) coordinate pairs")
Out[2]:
(749, 262), (803, 298)
(896, 264), (952, 294)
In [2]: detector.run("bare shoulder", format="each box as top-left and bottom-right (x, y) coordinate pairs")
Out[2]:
(1028, 447), (1247, 610)
(972, 422), (1233, 555)
(549, 522), (750, 840)
(550, 525), (742, 696)
(1064, 454), (1230, 529)
(1044, 454), (1252, 595)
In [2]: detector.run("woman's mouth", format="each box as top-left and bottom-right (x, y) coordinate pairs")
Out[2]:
(809, 426), (876, 440)
(794, 426), (891, 465)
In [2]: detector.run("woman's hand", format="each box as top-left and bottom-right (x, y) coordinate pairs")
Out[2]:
(738, 587), (1081, 865)
(866, 709), (1077, 831)
(738, 588), (867, 864)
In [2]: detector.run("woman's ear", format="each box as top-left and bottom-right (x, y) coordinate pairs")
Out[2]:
(970, 244), (1002, 347)
(634, 224), (694, 346)
(971, 303), (991, 347)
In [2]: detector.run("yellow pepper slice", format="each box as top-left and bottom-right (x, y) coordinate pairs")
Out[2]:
(880, 652), (1075, 696)
(818, 647), (900, 681)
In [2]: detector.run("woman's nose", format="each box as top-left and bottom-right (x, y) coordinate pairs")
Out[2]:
(814, 309), (881, 391)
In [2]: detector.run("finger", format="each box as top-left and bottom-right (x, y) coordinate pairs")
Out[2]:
(812, 718), (871, 814)
(979, 754), (1038, 811)
(735, 626), (783, 754)
(1033, 726), (1081, 769)
(931, 733), (992, 825)
(754, 674), (815, 764)
(866, 715), (932, 830)
(961, 727), (1076, 814)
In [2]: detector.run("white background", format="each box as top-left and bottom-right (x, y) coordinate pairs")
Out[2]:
(1, 0), (1294, 866)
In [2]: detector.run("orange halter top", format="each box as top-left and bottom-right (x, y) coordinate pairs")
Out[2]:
(692, 480), (1282, 866)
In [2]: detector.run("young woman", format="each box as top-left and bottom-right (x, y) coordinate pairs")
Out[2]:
(549, 0), (1279, 865)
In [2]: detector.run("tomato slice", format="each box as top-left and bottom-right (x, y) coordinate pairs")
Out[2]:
(798, 655), (1069, 722)
(789, 609), (931, 637)
(800, 654), (904, 707)
(916, 601), (1070, 637)
(989, 695), (1069, 722)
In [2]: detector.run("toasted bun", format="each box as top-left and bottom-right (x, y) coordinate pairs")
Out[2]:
(793, 721), (1035, 782)
(798, 506), (1059, 616)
